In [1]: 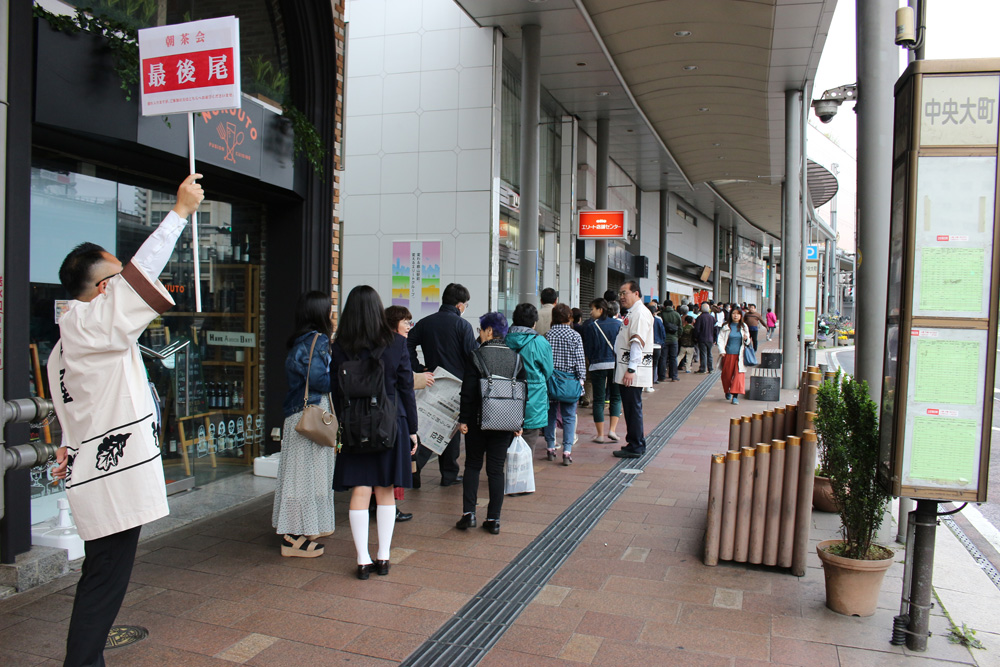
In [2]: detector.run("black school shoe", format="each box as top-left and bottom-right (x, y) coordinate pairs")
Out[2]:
(482, 519), (500, 535)
(395, 509), (413, 522)
(456, 513), (476, 529)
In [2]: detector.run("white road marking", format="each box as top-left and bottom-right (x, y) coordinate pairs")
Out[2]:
(964, 504), (1000, 557)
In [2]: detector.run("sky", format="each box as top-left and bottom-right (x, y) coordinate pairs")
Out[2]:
(814, 0), (1000, 154)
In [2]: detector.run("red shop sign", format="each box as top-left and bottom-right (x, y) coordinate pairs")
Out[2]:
(578, 210), (628, 240)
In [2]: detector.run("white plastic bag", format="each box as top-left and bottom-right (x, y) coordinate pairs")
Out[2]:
(504, 435), (535, 495)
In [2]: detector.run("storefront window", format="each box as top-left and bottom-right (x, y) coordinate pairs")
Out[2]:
(28, 155), (265, 524)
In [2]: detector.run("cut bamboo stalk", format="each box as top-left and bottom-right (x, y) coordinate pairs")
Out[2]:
(704, 453), (726, 566)
(778, 435), (801, 568)
(803, 410), (816, 433)
(719, 450), (741, 561)
(806, 384), (819, 415)
(792, 431), (818, 576)
(748, 442), (771, 564)
(763, 439), (785, 566)
(740, 416), (752, 450)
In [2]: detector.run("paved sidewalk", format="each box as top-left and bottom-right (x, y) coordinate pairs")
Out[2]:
(0, 339), (995, 666)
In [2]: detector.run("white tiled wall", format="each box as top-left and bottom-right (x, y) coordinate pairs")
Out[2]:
(343, 0), (498, 322)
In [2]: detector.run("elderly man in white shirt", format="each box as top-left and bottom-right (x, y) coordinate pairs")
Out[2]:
(49, 174), (204, 667)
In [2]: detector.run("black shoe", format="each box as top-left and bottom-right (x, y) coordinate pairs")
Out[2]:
(441, 476), (463, 487)
(482, 520), (500, 535)
(375, 559), (390, 576)
(456, 513), (476, 530)
(395, 509), (413, 522)
(357, 564), (373, 580)
(613, 448), (641, 459)
(411, 469), (421, 489)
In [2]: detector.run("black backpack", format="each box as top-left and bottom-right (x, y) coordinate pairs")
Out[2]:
(336, 347), (397, 453)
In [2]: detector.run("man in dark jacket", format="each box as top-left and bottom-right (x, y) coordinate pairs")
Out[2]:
(408, 283), (476, 486)
(693, 303), (717, 373)
(660, 302), (683, 381)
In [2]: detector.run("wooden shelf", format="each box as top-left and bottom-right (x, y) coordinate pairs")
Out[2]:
(202, 360), (258, 367)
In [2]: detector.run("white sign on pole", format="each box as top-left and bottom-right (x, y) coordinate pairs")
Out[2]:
(138, 17), (242, 117)
(138, 17), (242, 313)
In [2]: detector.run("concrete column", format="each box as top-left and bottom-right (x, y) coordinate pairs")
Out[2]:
(782, 89), (803, 390)
(855, 0), (895, 404)
(769, 243), (777, 312)
(594, 117), (610, 297)
(658, 189), (669, 302)
(713, 213), (721, 299)
(730, 226), (739, 303)
(517, 24), (541, 306)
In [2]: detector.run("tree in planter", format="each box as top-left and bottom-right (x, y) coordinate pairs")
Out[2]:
(814, 370), (892, 560)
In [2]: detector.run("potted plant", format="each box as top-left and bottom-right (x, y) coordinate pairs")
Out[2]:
(813, 371), (894, 617)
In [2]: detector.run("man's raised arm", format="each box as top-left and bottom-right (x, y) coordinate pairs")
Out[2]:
(132, 174), (205, 280)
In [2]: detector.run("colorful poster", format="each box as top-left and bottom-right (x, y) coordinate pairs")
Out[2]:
(391, 241), (441, 318)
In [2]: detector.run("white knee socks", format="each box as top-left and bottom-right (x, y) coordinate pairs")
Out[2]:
(348, 509), (372, 565)
(375, 505), (396, 561)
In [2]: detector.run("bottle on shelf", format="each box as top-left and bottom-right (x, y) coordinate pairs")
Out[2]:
(224, 382), (232, 409)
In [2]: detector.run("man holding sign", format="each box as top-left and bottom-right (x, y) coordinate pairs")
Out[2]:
(49, 175), (204, 667)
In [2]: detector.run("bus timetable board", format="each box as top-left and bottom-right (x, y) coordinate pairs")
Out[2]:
(879, 59), (1000, 502)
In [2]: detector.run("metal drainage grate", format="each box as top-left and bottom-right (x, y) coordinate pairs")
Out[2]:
(941, 516), (1000, 591)
(401, 372), (721, 666)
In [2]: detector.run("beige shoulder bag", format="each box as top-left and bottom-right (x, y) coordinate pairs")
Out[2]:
(294, 334), (339, 448)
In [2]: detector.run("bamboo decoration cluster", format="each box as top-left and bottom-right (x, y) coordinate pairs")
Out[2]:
(704, 367), (823, 575)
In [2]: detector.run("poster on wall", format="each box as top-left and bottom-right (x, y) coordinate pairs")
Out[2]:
(392, 241), (442, 319)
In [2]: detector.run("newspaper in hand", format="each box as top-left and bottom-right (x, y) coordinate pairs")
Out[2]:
(415, 367), (462, 455)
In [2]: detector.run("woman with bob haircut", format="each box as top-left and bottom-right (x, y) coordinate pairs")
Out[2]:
(331, 286), (418, 579)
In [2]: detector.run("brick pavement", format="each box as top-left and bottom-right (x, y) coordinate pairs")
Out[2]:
(0, 339), (982, 666)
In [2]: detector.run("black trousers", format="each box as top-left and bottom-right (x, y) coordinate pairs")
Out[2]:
(652, 349), (662, 382)
(664, 340), (679, 380)
(748, 326), (759, 350)
(619, 385), (646, 454)
(64, 525), (142, 667)
(415, 430), (461, 484)
(462, 426), (513, 519)
(697, 341), (714, 372)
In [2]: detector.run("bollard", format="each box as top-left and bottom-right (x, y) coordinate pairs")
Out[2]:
(739, 416), (752, 450)
(704, 453), (726, 566)
(733, 447), (756, 563)
(763, 439), (785, 566)
(803, 411), (815, 433)
(806, 385), (819, 415)
(785, 404), (798, 439)
(778, 435), (801, 568)
(750, 414), (762, 450)
(762, 410), (774, 446)
(773, 407), (786, 443)
(719, 450), (741, 561)
(729, 418), (741, 451)
(791, 430), (818, 576)
(748, 443), (771, 565)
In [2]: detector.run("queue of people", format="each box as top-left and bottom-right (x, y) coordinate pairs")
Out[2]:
(267, 287), (780, 579)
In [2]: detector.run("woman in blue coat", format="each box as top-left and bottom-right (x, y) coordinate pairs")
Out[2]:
(504, 303), (554, 452)
(582, 298), (622, 443)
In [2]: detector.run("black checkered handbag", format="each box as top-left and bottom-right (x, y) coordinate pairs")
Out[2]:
(479, 375), (527, 432)
(472, 344), (527, 432)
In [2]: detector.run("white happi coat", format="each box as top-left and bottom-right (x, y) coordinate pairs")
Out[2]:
(48, 212), (185, 541)
(613, 301), (655, 388)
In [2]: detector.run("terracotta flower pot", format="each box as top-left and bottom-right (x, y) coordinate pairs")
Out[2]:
(813, 475), (840, 512)
(816, 539), (894, 617)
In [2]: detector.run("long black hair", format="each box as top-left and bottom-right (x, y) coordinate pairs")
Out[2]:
(286, 291), (333, 348)
(336, 285), (395, 354)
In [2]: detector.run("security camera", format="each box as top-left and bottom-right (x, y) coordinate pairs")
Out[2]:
(811, 84), (858, 124)
(813, 99), (841, 124)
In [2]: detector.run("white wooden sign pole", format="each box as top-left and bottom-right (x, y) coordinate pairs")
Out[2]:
(187, 113), (202, 313)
